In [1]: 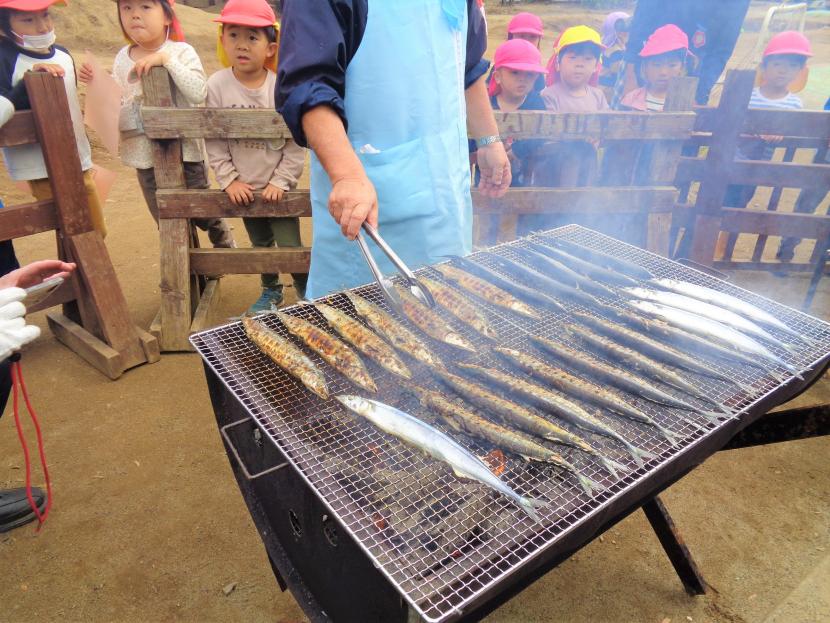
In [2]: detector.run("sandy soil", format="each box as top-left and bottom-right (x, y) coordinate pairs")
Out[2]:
(1, 2), (828, 622)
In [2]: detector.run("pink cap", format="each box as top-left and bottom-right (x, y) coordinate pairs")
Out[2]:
(763, 31), (812, 57)
(214, 0), (276, 28)
(0, 0), (65, 9)
(640, 24), (692, 58)
(490, 39), (546, 96)
(507, 12), (544, 37)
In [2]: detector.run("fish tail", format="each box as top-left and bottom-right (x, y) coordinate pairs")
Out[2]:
(782, 363), (804, 380)
(518, 496), (550, 525)
(701, 410), (727, 423)
(577, 474), (601, 496)
(623, 441), (655, 469)
(598, 455), (627, 479)
(656, 425), (680, 447)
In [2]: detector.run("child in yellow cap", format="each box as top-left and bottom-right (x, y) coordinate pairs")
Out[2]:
(541, 25), (609, 112)
(205, 0), (307, 312)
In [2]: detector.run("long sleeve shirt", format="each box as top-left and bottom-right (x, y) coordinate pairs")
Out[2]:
(205, 68), (305, 191)
(0, 39), (92, 180)
(275, 0), (490, 148)
(113, 40), (208, 169)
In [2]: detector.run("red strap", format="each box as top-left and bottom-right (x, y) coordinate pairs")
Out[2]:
(11, 359), (51, 531)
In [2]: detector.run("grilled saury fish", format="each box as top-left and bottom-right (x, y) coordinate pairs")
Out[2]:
(395, 285), (476, 353)
(434, 263), (540, 319)
(418, 275), (498, 339)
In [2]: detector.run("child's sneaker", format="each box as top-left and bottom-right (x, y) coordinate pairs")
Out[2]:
(248, 287), (284, 314)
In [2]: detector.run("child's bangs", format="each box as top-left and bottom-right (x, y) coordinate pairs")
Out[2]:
(644, 49), (686, 65)
(561, 41), (601, 59)
(763, 53), (807, 67)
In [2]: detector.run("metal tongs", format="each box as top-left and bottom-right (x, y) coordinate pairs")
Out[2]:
(355, 222), (435, 316)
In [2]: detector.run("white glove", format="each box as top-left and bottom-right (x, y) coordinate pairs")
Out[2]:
(0, 287), (40, 360)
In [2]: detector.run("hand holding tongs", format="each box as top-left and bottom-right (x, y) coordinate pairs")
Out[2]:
(355, 222), (435, 316)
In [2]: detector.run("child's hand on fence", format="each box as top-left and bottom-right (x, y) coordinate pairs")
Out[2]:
(132, 52), (169, 78)
(263, 184), (285, 203)
(32, 63), (65, 78)
(225, 180), (255, 206)
(78, 62), (94, 84)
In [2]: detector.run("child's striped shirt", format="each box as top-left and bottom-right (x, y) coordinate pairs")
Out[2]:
(748, 87), (803, 110)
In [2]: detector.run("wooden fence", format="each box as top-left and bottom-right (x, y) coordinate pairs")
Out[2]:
(0, 73), (159, 379)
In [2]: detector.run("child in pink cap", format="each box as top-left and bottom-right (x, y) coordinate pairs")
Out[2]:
(507, 12), (544, 48)
(620, 24), (690, 112)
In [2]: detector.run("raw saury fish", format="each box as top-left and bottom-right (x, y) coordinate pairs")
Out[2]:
(526, 240), (639, 287)
(515, 245), (617, 298)
(537, 235), (655, 280)
(242, 315), (329, 400)
(314, 302), (411, 379)
(277, 312), (377, 393)
(336, 395), (552, 523)
(433, 263), (540, 319)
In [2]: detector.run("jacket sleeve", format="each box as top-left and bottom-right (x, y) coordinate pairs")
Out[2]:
(164, 44), (208, 105)
(203, 80), (238, 189)
(0, 44), (29, 123)
(269, 139), (306, 191)
(465, 0), (489, 88)
(276, 0), (368, 148)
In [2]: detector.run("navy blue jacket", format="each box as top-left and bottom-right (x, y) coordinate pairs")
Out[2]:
(276, 0), (490, 148)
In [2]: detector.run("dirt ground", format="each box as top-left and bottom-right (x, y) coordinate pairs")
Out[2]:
(1, 2), (829, 622)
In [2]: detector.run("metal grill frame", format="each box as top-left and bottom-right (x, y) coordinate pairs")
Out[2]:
(192, 225), (830, 623)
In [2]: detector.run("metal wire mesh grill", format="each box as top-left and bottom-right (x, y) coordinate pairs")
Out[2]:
(192, 225), (830, 623)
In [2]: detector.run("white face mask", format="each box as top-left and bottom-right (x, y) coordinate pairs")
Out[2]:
(13, 29), (56, 51)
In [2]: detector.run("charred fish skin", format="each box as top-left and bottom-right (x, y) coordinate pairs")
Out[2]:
(336, 395), (552, 523)
(344, 292), (443, 369)
(650, 278), (809, 345)
(494, 347), (679, 446)
(241, 316), (330, 400)
(394, 285), (477, 353)
(314, 302), (412, 379)
(624, 287), (789, 352)
(571, 312), (750, 391)
(627, 300), (802, 378)
(418, 275), (498, 340)
(483, 252), (602, 309)
(277, 312), (378, 393)
(526, 240), (640, 287)
(456, 363), (654, 468)
(515, 246), (617, 298)
(449, 255), (567, 313)
(538, 235), (655, 281)
(529, 334), (708, 423)
(562, 322), (727, 416)
(413, 387), (599, 493)
(433, 263), (540, 320)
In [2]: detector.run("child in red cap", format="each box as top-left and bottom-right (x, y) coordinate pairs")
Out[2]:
(79, 0), (234, 250)
(620, 24), (690, 112)
(0, 0), (106, 237)
(507, 12), (544, 48)
(205, 0), (307, 311)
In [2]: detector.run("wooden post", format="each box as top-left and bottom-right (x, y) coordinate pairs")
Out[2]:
(685, 70), (756, 265)
(644, 77), (697, 256)
(143, 67), (193, 351)
(22, 72), (159, 378)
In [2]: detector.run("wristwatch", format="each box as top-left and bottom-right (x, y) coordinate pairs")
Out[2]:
(475, 135), (503, 149)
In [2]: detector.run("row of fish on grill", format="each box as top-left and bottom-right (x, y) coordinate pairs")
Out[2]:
(240, 235), (812, 524)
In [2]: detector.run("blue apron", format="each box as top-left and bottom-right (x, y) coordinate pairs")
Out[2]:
(306, 0), (473, 299)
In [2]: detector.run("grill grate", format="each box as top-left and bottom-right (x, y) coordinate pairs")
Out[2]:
(192, 225), (830, 623)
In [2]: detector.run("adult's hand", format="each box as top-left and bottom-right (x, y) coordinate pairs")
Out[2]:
(329, 176), (379, 240)
(0, 287), (39, 360)
(0, 260), (76, 290)
(476, 142), (512, 198)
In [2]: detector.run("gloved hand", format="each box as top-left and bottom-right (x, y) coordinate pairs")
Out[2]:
(0, 287), (40, 361)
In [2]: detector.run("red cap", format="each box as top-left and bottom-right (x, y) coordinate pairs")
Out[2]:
(0, 0), (65, 10)
(507, 12), (543, 37)
(763, 31), (812, 58)
(639, 24), (691, 58)
(214, 0), (276, 28)
(489, 39), (546, 96)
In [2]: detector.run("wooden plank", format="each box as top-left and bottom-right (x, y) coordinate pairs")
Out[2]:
(718, 208), (830, 239)
(676, 158), (829, 188)
(157, 189), (312, 219)
(142, 68), (186, 188)
(159, 218), (193, 351)
(493, 110), (695, 141)
(0, 200), (58, 240)
(149, 308), (162, 343)
(47, 312), (124, 380)
(190, 278), (220, 334)
(142, 107), (293, 140)
(26, 277), (75, 314)
(0, 111), (38, 147)
(647, 213), (673, 256)
(472, 187), (678, 215)
(695, 107), (830, 139)
(190, 248), (311, 275)
(750, 145), (798, 263)
(713, 260), (816, 273)
(25, 73), (92, 236)
(136, 327), (161, 364)
(687, 134), (826, 150)
(67, 232), (148, 368)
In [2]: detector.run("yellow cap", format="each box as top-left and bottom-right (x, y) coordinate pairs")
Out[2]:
(554, 25), (604, 55)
